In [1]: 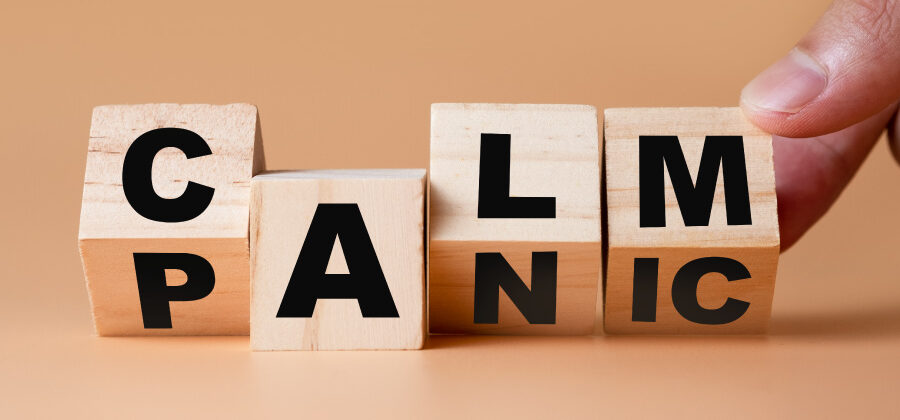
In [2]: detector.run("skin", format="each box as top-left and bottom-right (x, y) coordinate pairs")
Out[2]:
(740, 0), (900, 250)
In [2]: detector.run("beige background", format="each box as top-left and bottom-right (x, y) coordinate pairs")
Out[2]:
(2, 0), (899, 418)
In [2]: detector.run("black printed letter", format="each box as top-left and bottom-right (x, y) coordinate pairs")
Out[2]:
(122, 127), (215, 222)
(277, 204), (399, 318)
(671, 257), (751, 325)
(478, 133), (556, 218)
(474, 252), (557, 324)
(133, 253), (216, 329)
(631, 258), (659, 322)
(639, 135), (751, 227)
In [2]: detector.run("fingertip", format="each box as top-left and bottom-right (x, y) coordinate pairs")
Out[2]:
(741, 48), (828, 113)
(738, 47), (835, 138)
(740, 0), (900, 139)
(738, 101), (822, 139)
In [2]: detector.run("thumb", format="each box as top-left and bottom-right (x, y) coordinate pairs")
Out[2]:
(741, 0), (900, 138)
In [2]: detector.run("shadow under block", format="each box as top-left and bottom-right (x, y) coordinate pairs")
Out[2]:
(250, 170), (426, 351)
(603, 107), (780, 334)
(78, 103), (265, 336)
(429, 103), (602, 335)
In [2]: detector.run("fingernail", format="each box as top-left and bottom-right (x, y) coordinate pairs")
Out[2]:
(741, 48), (827, 113)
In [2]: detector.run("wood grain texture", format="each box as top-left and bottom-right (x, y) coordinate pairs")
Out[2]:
(430, 241), (601, 335)
(603, 107), (779, 334)
(79, 103), (263, 239)
(430, 103), (601, 243)
(604, 107), (778, 248)
(604, 247), (779, 334)
(78, 103), (263, 335)
(429, 104), (602, 335)
(250, 170), (426, 350)
(80, 238), (250, 336)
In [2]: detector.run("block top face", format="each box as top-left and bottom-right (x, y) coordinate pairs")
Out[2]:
(254, 169), (426, 181)
(78, 103), (262, 240)
(430, 103), (601, 243)
(251, 170), (427, 200)
(604, 107), (779, 248)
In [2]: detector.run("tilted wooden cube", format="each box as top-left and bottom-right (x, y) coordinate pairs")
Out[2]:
(429, 103), (602, 335)
(603, 108), (780, 334)
(78, 103), (265, 335)
(250, 170), (426, 350)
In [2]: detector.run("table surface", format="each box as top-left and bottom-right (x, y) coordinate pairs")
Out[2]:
(3, 0), (900, 418)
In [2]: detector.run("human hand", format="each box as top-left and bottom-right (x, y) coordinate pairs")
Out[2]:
(740, 0), (899, 250)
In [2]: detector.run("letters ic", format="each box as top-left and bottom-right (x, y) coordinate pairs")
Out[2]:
(429, 103), (602, 335)
(603, 108), (780, 334)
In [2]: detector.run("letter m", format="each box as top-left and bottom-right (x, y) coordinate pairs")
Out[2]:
(639, 135), (752, 227)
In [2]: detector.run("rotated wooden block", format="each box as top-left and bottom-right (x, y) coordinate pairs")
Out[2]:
(603, 107), (780, 334)
(78, 103), (265, 336)
(250, 170), (426, 350)
(429, 103), (602, 335)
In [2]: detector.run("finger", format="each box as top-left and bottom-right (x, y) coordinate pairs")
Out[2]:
(775, 102), (898, 250)
(741, 0), (900, 138)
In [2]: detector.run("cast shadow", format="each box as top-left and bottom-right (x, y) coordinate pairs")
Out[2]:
(93, 335), (250, 352)
(426, 304), (900, 348)
(425, 334), (598, 350)
(769, 304), (900, 339)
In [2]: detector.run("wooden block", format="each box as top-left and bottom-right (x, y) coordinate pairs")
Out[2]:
(603, 107), (780, 334)
(250, 170), (426, 350)
(429, 103), (602, 335)
(78, 103), (265, 336)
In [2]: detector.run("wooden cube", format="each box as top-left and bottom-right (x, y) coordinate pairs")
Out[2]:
(429, 103), (602, 335)
(78, 103), (265, 336)
(603, 108), (780, 334)
(250, 170), (426, 350)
